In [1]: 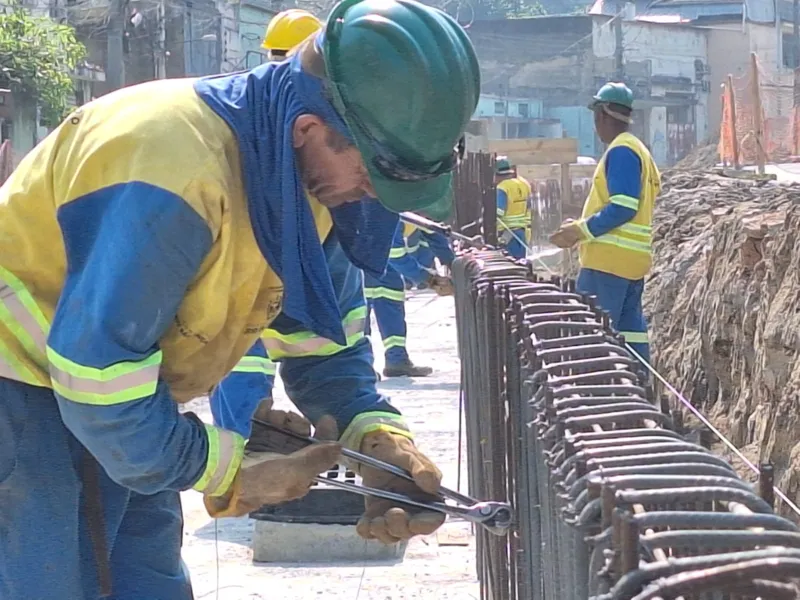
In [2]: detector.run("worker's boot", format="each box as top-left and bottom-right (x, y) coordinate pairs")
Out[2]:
(383, 359), (433, 378)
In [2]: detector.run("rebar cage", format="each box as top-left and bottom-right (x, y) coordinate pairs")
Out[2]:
(453, 248), (800, 600)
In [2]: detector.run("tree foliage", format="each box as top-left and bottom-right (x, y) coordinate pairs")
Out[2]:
(470, 0), (548, 20)
(0, 6), (86, 126)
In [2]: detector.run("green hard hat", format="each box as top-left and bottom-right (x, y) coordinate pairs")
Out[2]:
(495, 155), (514, 175)
(321, 0), (481, 221)
(590, 82), (634, 110)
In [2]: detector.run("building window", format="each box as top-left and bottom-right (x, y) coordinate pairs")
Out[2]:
(494, 101), (505, 115)
(518, 103), (529, 118)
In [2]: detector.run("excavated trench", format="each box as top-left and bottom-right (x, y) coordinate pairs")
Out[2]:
(643, 170), (800, 516)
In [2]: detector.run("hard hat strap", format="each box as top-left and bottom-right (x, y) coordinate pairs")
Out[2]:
(601, 103), (632, 124)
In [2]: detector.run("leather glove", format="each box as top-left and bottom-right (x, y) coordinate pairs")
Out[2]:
(549, 219), (585, 249)
(356, 431), (446, 544)
(204, 400), (341, 518)
(427, 273), (454, 296)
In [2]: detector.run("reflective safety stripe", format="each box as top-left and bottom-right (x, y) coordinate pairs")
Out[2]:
(364, 286), (405, 302)
(232, 355), (277, 376)
(47, 346), (162, 405)
(263, 306), (367, 360)
(499, 215), (529, 229)
(340, 411), (412, 452)
(419, 239), (430, 248)
(382, 335), (406, 349)
(389, 246), (406, 259)
(405, 242), (420, 253)
(610, 194), (640, 210)
(0, 266), (51, 376)
(621, 331), (649, 344)
(192, 424), (245, 497)
(594, 222), (652, 254)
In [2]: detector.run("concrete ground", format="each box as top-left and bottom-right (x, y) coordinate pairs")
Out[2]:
(181, 290), (479, 600)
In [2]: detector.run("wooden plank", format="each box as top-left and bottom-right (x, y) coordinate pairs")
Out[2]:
(517, 163), (595, 181)
(487, 137), (579, 164)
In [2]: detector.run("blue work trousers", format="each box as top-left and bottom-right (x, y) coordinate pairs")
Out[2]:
(0, 378), (193, 600)
(504, 228), (527, 259)
(364, 270), (409, 366)
(576, 267), (650, 364)
(407, 232), (435, 270)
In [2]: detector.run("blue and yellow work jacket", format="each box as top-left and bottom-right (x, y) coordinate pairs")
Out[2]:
(576, 132), (661, 281)
(404, 223), (455, 268)
(364, 223), (432, 300)
(496, 176), (532, 233)
(0, 57), (407, 501)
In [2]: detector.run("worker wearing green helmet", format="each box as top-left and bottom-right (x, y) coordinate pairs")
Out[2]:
(0, 0), (480, 595)
(494, 155), (533, 259)
(550, 82), (661, 364)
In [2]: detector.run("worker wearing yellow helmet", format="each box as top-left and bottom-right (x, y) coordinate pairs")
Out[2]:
(262, 9), (323, 61)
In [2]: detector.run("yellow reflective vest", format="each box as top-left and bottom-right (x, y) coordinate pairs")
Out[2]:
(497, 176), (532, 231)
(578, 132), (661, 281)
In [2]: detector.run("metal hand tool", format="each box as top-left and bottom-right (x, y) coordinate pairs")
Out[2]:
(399, 211), (486, 247)
(251, 417), (513, 536)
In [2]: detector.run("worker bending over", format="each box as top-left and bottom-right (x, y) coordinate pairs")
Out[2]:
(549, 82), (660, 363)
(365, 222), (453, 378)
(0, 0), (480, 597)
(495, 156), (533, 259)
(405, 224), (456, 279)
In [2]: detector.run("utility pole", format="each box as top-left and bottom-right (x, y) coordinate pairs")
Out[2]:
(614, 1), (625, 80)
(794, 0), (799, 69)
(155, 0), (167, 79)
(106, 0), (126, 90)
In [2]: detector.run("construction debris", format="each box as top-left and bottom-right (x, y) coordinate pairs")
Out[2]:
(643, 169), (800, 517)
(672, 138), (720, 170)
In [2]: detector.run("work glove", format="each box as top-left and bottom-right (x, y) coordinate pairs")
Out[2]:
(356, 431), (446, 545)
(204, 400), (341, 518)
(549, 218), (586, 249)
(426, 272), (454, 297)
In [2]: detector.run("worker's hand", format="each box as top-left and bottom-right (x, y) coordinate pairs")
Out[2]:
(427, 273), (454, 296)
(549, 219), (585, 249)
(204, 401), (341, 519)
(356, 431), (445, 545)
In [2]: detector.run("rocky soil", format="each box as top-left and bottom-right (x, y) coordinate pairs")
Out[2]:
(643, 170), (800, 515)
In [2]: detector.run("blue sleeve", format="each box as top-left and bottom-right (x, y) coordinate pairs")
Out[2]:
(496, 188), (508, 215)
(425, 231), (455, 267)
(585, 146), (641, 238)
(276, 235), (402, 435)
(49, 182), (215, 495)
(210, 339), (276, 438)
(387, 224), (429, 285)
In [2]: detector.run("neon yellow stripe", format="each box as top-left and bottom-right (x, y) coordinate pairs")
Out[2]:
(610, 194), (640, 210)
(192, 425), (245, 497)
(0, 301), (46, 369)
(0, 265), (51, 333)
(232, 356), (277, 375)
(340, 411), (412, 452)
(364, 287), (405, 302)
(389, 247), (406, 259)
(46, 346), (162, 405)
(592, 235), (651, 254)
(419, 239), (430, 248)
(263, 306), (367, 359)
(383, 335), (406, 349)
(621, 331), (649, 343)
(0, 335), (39, 384)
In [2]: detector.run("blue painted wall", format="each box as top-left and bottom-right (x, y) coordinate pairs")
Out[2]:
(547, 106), (596, 157)
(474, 95), (543, 119)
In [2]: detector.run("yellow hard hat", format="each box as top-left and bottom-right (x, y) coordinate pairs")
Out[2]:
(262, 9), (322, 53)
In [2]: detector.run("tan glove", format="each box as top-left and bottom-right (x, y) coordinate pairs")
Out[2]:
(204, 400), (341, 518)
(356, 431), (446, 544)
(549, 219), (585, 249)
(428, 273), (454, 297)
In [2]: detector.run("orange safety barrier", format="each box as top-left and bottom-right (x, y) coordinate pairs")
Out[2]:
(719, 55), (800, 166)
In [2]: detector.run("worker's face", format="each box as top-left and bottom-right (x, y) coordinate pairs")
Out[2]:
(593, 108), (617, 144)
(293, 114), (376, 208)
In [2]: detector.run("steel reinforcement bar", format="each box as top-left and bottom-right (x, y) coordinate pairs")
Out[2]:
(452, 249), (800, 600)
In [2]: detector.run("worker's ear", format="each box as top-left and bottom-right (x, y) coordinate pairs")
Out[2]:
(293, 114), (326, 149)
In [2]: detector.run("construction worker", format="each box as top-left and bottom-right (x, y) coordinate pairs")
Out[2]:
(549, 82), (660, 364)
(403, 224), (455, 289)
(365, 222), (453, 377)
(495, 156), (532, 259)
(0, 0), (481, 597)
(210, 8), (323, 438)
(261, 8), (322, 60)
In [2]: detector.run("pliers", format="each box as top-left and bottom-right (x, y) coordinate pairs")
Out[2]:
(251, 417), (513, 536)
